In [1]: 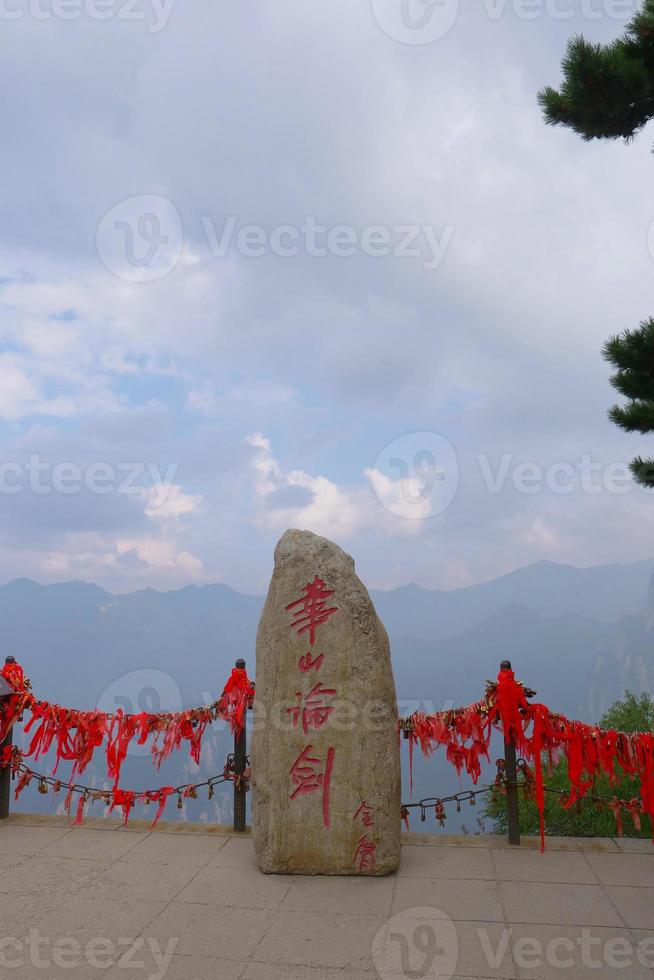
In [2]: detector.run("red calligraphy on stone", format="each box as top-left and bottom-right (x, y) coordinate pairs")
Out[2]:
(298, 651), (324, 673)
(353, 801), (375, 828)
(289, 744), (335, 828)
(285, 576), (338, 646)
(287, 682), (336, 735)
(353, 835), (377, 872)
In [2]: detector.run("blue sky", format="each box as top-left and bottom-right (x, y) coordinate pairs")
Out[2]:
(2, 0), (654, 594)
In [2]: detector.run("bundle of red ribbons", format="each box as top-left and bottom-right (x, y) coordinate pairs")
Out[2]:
(0, 660), (254, 788)
(4, 658), (653, 846)
(405, 666), (654, 850)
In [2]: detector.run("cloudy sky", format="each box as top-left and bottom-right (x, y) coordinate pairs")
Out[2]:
(1, 0), (654, 594)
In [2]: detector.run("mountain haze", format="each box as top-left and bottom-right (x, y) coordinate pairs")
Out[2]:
(3, 557), (653, 828)
(2, 557), (653, 717)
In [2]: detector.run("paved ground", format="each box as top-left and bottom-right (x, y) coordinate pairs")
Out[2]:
(0, 815), (653, 979)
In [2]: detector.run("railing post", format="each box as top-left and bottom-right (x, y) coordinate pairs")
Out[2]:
(233, 658), (247, 833)
(500, 659), (520, 846)
(0, 656), (17, 821)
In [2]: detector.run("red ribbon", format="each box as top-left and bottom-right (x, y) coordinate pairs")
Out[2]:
(405, 668), (654, 850)
(217, 667), (254, 736)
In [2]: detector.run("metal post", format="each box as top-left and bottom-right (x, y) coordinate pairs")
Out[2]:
(500, 659), (520, 846)
(233, 658), (247, 833)
(0, 656), (17, 820)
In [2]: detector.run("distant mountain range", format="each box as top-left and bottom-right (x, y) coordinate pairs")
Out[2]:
(4, 557), (653, 827)
(3, 556), (652, 716)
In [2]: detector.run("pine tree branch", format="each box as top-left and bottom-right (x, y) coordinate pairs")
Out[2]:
(630, 455), (654, 486)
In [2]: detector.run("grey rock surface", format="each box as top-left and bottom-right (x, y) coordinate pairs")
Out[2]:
(252, 529), (401, 875)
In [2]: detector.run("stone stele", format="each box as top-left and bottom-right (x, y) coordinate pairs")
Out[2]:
(252, 528), (401, 875)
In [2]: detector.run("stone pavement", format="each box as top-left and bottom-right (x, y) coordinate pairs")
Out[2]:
(0, 814), (653, 979)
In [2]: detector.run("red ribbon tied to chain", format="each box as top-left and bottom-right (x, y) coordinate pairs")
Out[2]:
(217, 666), (254, 736)
(0, 660), (255, 797)
(404, 666), (654, 852)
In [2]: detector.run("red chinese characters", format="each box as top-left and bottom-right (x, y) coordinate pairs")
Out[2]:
(286, 576), (338, 646)
(286, 575), (339, 831)
(289, 744), (335, 828)
(353, 801), (378, 870)
(353, 835), (377, 872)
(298, 651), (324, 673)
(353, 800), (375, 828)
(287, 682), (337, 735)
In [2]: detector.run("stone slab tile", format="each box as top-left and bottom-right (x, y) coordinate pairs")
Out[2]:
(146, 901), (275, 959)
(72, 857), (199, 904)
(34, 895), (167, 943)
(281, 872), (394, 916)
(585, 851), (654, 887)
(0, 965), (109, 980)
(491, 847), (596, 884)
(505, 836), (620, 852)
(208, 835), (259, 869)
(393, 876), (504, 922)
(508, 923), (654, 979)
(0, 824), (73, 856)
(628, 931), (654, 971)
(499, 881), (624, 927)
(613, 838), (654, 853)
(176, 866), (292, 910)
(0, 855), (102, 901)
(122, 819), (235, 836)
(122, 831), (229, 866)
(448, 922), (518, 978)
(0, 852), (30, 870)
(241, 967), (377, 980)
(404, 833), (507, 848)
(400, 844), (495, 880)
(604, 886), (654, 929)
(252, 909), (384, 971)
(106, 953), (248, 980)
(6, 813), (124, 830)
(40, 827), (147, 863)
(0, 893), (55, 935)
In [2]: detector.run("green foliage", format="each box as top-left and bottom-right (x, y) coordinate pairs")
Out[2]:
(602, 689), (654, 731)
(603, 319), (654, 487)
(483, 690), (654, 839)
(538, 0), (654, 141)
(541, 7), (654, 487)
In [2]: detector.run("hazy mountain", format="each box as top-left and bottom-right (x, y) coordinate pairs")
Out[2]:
(373, 558), (654, 643)
(3, 558), (653, 827)
(2, 556), (653, 716)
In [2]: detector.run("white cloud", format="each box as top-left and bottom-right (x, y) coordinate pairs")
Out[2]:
(246, 433), (428, 539)
(142, 483), (203, 522)
(363, 467), (433, 523)
(13, 531), (205, 583)
(115, 536), (204, 575)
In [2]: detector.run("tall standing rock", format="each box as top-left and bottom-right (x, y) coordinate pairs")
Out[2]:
(252, 529), (401, 875)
